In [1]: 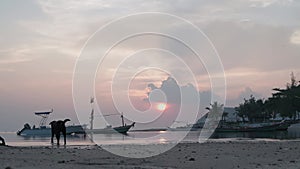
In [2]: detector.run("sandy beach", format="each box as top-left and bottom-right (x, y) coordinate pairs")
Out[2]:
(0, 140), (300, 169)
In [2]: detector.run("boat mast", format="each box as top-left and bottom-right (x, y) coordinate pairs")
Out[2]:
(90, 97), (94, 130)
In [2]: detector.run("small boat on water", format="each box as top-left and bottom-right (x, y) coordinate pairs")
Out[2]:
(85, 111), (135, 134)
(216, 121), (291, 132)
(17, 110), (86, 136)
(84, 97), (135, 134)
(168, 123), (204, 131)
(168, 114), (207, 131)
(167, 112), (292, 133)
(85, 123), (135, 134)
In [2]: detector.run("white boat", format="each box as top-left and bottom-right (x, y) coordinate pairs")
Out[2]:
(17, 110), (86, 136)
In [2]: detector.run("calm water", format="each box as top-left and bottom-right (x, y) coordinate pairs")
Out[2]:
(1, 124), (300, 146)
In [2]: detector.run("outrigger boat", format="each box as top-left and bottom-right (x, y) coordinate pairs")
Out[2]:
(216, 120), (291, 132)
(85, 114), (135, 134)
(167, 113), (291, 132)
(84, 97), (135, 134)
(17, 110), (86, 136)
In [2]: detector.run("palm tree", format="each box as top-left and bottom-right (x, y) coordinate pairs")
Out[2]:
(272, 72), (300, 121)
(204, 102), (224, 127)
(235, 95), (265, 123)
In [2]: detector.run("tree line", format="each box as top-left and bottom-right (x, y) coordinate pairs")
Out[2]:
(235, 73), (300, 123)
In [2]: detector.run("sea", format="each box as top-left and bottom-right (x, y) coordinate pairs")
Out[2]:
(1, 123), (300, 147)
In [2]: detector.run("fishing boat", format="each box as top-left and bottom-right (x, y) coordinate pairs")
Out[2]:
(85, 112), (135, 134)
(168, 123), (204, 131)
(85, 122), (135, 134)
(168, 114), (207, 131)
(216, 120), (291, 132)
(17, 110), (86, 136)
(84, 97), (135, 134)
(167, 112), (291, 132)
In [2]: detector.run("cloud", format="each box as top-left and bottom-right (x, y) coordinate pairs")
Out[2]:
(249, 0), (293, 8)
(1, 0), (300, 131)
(204, 21), (300, 72)
(140, 76), (211, 127)
(146, 76), (212, 109)
(290, 30), (300, 45)
(249, 0), (278, 7)
(146, 77), (181, 104)
(0, 68), (15, 72)
(0, 48), (33, 64)
(51, 69), (73, 74)
(237, 87), (262, 100)
(227, 87), (262, 106)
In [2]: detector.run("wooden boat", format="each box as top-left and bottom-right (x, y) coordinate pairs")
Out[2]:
(168, 114), (207, 131)
(86, 98), (135, 134)
(216, 121), (291, 132)
(85, 122), (135, 134)
(85, 111), (135, 134)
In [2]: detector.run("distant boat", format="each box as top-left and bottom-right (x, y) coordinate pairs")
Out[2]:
(168, 114), (207, 131)
(17, 110), (86, 136)
(216, 121), (291, 132)
(167, 113), (291, 132)
(168, 123), (203, 131)
(168, 103), (294, 133)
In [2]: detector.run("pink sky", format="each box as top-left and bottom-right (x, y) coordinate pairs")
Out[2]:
(0, 0), (300, 131)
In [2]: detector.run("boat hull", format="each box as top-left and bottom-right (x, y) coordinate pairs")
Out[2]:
(17, 125), (86, 136)
(216, 122), (291, 132)
(86, 122), (135, 134)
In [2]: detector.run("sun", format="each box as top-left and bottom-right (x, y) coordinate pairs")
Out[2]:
(156, 103), (167, 111)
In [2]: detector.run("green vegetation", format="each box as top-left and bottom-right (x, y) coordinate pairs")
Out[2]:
(235, 73), (300, 122)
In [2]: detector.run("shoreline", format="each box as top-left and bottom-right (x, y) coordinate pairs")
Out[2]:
(1, 140), (300, 169)
(4, 137), (300, 145)
(2, 137), (300, 150)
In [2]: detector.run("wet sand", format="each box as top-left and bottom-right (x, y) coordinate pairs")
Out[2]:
(0, 140), (300, 169)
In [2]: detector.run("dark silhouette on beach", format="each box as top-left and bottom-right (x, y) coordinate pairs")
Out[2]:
(0, 136), (5, 146)
(49, 119), (70, 145)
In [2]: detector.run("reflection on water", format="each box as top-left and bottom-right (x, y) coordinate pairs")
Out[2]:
(0, 132), (93, 146)
(1, 124), (300, 146)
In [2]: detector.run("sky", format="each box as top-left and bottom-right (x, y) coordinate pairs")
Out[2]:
(0, 0), (300, 131)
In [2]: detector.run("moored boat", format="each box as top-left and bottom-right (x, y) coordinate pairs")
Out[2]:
(86, 97), (135, 134)
(85, 122), (135, 134)
(85, 111), (135, 134)
(216, 121), (291, 132)
(17, 110), (86, 136)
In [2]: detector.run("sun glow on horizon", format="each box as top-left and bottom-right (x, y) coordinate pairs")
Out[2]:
(156, 103), (167, 111)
